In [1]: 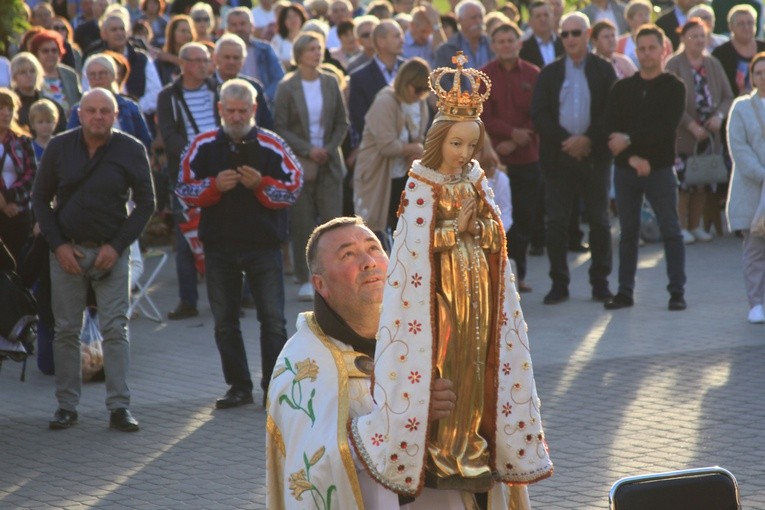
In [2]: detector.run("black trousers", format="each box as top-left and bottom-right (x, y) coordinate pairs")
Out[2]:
(0, 210), (32, 265)
(543, 159), (612, 290)
(507, 163), (543, 281)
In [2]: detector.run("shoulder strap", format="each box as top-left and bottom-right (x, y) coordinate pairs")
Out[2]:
(56, 137), (110, 213)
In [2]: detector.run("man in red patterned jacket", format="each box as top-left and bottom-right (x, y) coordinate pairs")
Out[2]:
(176, 79), (302, 409)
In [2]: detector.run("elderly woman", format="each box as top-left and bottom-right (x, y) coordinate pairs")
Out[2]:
(353, 57), (430, 240)
(273, 31), (349, 301)
(665, 18), (734, 244)
(67, 53), (152, 150)
(155, 14), (197, 85)
(712, 5), (765, 97)
(10, 52), (67, 134)
(688, 4), (729, 53)
(0, 88), (37, 264)
(726, 51), (765, 324)
(29, 29), (82, 119)
(617, 0), (673, 67)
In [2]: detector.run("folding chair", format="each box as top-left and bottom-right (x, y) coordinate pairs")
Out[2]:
(609, 466), (741, 510)
(128, 249), (168, 323)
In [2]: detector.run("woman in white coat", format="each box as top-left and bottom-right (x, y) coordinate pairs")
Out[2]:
(726, 51), (765, 324)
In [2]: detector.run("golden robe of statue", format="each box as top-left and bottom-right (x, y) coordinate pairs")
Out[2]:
(429, 174), (503, 483)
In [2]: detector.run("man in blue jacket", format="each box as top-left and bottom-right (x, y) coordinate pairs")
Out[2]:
(175, 79), (302, 409)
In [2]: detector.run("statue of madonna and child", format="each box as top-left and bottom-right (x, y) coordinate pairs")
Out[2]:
(349, 52), (553, 507)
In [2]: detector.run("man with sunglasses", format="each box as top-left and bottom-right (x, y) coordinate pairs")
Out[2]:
(532, 12), (616, 305)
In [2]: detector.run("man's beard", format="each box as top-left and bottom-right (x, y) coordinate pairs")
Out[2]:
(223, 119), (254, 140)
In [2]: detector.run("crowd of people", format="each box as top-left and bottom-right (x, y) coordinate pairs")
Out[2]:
(1, 0), (765, 445)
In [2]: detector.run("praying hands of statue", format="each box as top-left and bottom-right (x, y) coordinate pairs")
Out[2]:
(429, 378), (457, 421)
(457, 198), (481, 236)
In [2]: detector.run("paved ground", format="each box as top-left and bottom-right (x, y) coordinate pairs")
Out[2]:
(2, 232), (764, 509)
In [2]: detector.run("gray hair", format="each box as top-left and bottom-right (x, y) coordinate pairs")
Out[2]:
(179, 41), (210, 60)
(688, 3), (714, 22)
(454, 0), (485, 20)
(353, 15), (380, 39)
(83, 53), (118, 92)
(219, 78), (258, 104)
(302, 19), (329, 38)
(215, 33), (248, 57)
(227, 6), (254, 26)
(560, 11), (590, 30)
(728, 4), (757, 25)
(99, 4), (130, 31)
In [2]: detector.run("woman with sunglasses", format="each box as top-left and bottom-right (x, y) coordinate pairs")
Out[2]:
(51, 16), (83, 72)
(28, 30), (82, 120)
(353, 57), (431, 243)
(189, 2), (215, 43)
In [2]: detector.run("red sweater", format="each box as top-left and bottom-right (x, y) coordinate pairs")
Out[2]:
(480, 58), (540, 166)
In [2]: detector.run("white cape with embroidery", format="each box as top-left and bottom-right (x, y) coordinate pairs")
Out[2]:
(349, 160), (553, 497)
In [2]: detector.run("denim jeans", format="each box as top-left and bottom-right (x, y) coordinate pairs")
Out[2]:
(613, 165), (686, 297)
(204, 246), (287, 393)
(173, 196), (198, 308)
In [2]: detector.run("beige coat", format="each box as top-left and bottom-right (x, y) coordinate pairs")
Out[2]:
(726, 93), (765, 231)
(272, 69), (349, 181)
(664, 52), (734, 156)
(353, 87), (428, 233)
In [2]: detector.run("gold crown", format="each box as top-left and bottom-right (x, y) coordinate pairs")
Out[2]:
(429, 52), (492, 121)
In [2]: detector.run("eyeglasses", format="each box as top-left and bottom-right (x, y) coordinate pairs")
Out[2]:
(192, 16), (210, 22)
(560, 29), (583, 38)
(87, 70), (112, 79)
(183, 57), (211, 64)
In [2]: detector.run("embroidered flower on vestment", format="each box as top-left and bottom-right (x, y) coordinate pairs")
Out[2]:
(408, 371), (421, 384)
(411, 273), (422, 287)
(371, 433), (384, 446)
(502, 403), (512, 417)
(294, 359), (319, 382)
(288, 470), (312, 500)
(502, 363), (511, 375)
(405, 418), (420, 432)
(408, 320), (422, 334)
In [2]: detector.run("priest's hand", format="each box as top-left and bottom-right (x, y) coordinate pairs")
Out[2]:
(429, 378), (456, 421)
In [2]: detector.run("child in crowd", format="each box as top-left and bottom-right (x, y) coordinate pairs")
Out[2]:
(28, 99), (59, 162)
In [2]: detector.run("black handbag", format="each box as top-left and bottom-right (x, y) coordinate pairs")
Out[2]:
(684, 134), (728, 186)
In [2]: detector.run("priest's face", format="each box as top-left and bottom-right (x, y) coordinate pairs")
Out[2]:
(312, 225), (388, 310)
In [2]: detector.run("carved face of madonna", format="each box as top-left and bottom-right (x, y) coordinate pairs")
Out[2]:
(438, 120), (480, 175)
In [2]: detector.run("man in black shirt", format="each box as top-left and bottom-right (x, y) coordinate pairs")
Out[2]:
(33, 88), (156, 431)
(604, 25), (687, 311)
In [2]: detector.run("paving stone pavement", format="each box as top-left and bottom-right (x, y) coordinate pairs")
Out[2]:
(2, 233), (764, 509)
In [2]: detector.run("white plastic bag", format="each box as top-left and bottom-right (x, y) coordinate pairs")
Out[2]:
(80, 308), (104, 382)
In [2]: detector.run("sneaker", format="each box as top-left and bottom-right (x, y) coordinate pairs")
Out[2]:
(691, 227), (713, 242)
(298, 282), (314, 302)
(748, 304), (765, 324)
(681, 229), (695, 244)
(668, 292), (687, 311)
